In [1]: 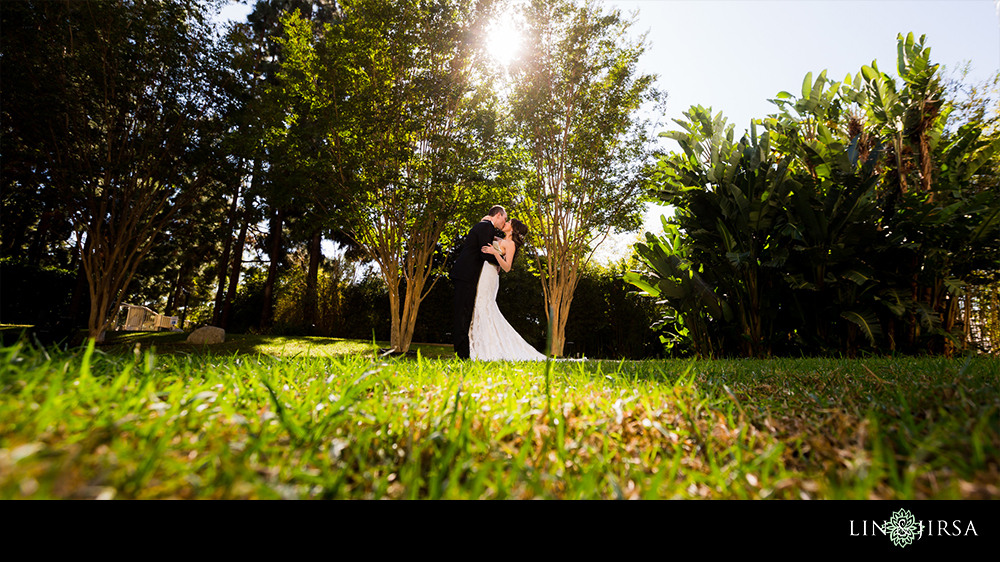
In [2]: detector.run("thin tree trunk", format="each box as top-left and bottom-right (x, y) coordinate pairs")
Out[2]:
(943, 293), (961, 358)
(87, 286), (112, 343)
(68, 236), (89, 328)
(375, 226), (445, 354)
(397, 268), (431, 353)
(304, 229), (321, 335)
(963, 292), (971, 351)
(179, 287), (190, 330)
(164, 267), (183, 315)
(260, 206), (284, 332)
(28, 209), (54, 266)
(221, 204), (251, 331)
(388, 281), (401, 351)
(544, 270), (579, 357)
(212, 179), (242, 325)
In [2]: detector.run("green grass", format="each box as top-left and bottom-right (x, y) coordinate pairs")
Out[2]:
(0, 326), (457, 360)
(1, 336), (997, 499)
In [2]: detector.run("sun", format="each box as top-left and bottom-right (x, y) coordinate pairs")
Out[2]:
(486, 10), (521, 66)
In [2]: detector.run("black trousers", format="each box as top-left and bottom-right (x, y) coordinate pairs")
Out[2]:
(453, 278), (477, 359)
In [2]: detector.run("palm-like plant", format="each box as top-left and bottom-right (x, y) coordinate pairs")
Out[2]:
(639, 107), (795, 357)
(629, 33), (1000, 358)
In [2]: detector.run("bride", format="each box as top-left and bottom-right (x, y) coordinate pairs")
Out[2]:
(468, 219), (546, 361)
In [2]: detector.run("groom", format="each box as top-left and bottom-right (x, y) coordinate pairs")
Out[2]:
(452, 205), (507, 359)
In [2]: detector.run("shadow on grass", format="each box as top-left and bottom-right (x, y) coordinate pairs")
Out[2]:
(0, 325), (457, 360)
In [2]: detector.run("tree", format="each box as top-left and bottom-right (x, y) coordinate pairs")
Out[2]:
(210, 14), (277, 331)
(629, 33), (1000, 358)
(1, 0), (223, 341)
(853, 34), (1000, 355)
(204, 1), (339, 333)
(945, 66), (1000, 353)
(628, 108), (801, 358)
(277, 0), (506, 352)
(508, 0), (662, 356)
(251, 0), (344, 333)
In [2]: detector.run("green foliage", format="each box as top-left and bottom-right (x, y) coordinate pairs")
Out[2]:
(630, 33), (1000, 358)
(1, 0), (228, 340)
(625, 218), (732, 358)
(508, 0), (664, 355)
(270, 0), (508, 352)
(639, 106), (802, 357)
(0, 259), (78, 325)
(563, 259), (667, 359)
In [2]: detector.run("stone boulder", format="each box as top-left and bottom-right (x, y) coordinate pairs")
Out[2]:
(187, 326), (225, 345)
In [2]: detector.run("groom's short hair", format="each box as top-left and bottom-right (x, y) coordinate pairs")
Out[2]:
(488, 205), (506, 217)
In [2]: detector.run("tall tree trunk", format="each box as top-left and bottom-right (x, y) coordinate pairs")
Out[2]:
(68, 235), (90, 328)
(304, 229), (322, 335)
(260, 206), (284, 332)
(166, 261), (192, 318)
(543, 266), (580, 358)
(963, 292), (971, 351)
(221, 204), (251, 331)
(212, 179), (242, 325)
(164, 266), (183, 315)
(86, 284), (113, 343)
(388, 227), (448, 353)
(28, 209), (54, 266)
(396, 264), (432, 353)
(372, 253), (400, 351)
(388, 277), (401, 351)
(179, 286), (191, 330)
(221, 158), (260, 331)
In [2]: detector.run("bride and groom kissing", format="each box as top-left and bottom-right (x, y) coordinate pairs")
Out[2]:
(452, 205), (546, 362)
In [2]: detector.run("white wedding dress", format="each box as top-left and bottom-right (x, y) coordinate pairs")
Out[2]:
(469, 262), (546, 361)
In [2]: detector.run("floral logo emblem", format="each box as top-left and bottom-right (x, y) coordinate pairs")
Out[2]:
(885, 509), (919, 548)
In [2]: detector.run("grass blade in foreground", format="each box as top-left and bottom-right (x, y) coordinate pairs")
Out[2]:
(1, 341), (997, 499)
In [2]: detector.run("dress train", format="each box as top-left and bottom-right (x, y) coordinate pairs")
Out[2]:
(468, 262), (546, 361)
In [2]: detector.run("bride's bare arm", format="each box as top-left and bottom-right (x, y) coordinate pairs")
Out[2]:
(482, 240), (515, 272)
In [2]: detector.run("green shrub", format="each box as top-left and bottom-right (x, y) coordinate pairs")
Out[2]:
(0, 258), (77, 325)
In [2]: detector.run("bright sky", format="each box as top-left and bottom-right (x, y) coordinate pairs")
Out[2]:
(614, 0), (998, 137)
(596, 0), (1000, 260)
(214, 0), (1000, 262)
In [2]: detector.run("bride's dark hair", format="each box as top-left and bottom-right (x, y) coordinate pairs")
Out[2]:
(510, 219), (528, 251)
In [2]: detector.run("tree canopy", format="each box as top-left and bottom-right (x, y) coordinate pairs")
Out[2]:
(508, 0), (663, 356)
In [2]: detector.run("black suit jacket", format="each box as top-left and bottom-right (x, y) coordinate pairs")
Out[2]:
(452, 219), (499, 283)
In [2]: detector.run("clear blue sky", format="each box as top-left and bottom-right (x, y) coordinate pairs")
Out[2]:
(214, 0), (1000, 261)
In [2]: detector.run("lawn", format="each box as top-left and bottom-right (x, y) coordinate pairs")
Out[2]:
(0, 326), (457, 360)
(1, 331), (997, 499)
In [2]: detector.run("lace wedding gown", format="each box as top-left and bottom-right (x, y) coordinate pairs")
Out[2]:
(469, 262), (546, 361)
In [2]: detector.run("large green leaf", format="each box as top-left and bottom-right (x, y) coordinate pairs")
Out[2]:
(968, 206), (1000, 247)
(789, 181), (823, 242)
(623, 271), (660, 297)
(876, 288), (909, 317)
(841, 309), (882, 346)
(801, 71), (813, 101)
(841, 269), (874, 286)
(965, 136), (1000, 180)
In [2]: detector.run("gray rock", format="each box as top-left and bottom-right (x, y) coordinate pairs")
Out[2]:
(186, 326), (225, 345)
